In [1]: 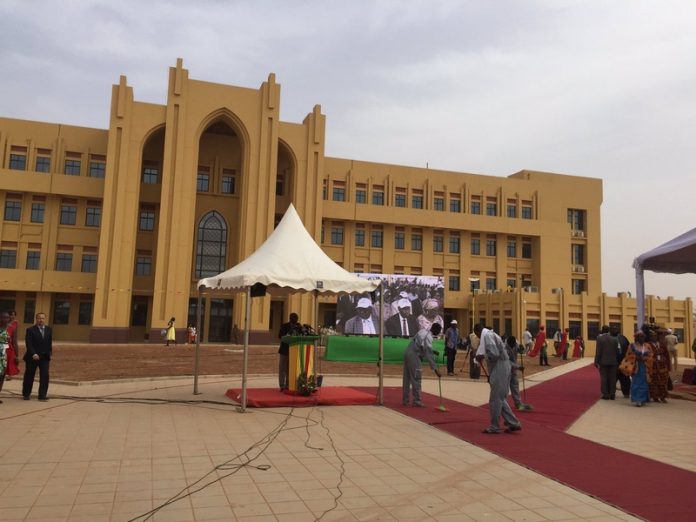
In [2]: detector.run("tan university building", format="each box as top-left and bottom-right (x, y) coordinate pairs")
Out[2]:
(0, 59), (691, 354)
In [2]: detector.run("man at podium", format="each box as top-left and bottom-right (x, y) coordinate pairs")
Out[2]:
(278, 313), (300, 391)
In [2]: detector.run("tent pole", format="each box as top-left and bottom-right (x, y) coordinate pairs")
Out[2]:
(636, 266), (645, 329)
(378, 281), (384, 406)
(193, 286), (203, 395)
(314, 289), (319, 380)
(240, 286), (251, 412)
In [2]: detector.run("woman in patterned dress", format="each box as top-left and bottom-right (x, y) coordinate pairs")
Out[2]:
(648, 329), (670, 403)
(628, 330), (652, 407)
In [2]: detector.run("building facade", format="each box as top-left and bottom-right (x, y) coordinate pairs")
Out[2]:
(0, 60), (692, 353)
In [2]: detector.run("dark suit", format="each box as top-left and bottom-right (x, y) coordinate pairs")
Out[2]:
(384, 313), (418, 337)
(594, 333), (620, 399)
(23, 324), (53, 400)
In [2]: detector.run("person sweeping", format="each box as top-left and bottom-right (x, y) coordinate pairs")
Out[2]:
(475, 324), (522, 434)
(402, 323), (442, 407)
(506, 335), (532, 411)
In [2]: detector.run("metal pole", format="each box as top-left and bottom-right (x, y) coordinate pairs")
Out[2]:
(193, 286), (203, 395)
(240, 286), (251, 412)
(314, 289), (319, 381)
(378, 281), (384, 406)
(636, 266), (645, 329)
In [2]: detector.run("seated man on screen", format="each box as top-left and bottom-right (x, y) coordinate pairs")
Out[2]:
(343, 298), (381, 335)
(385, 298), (419, 337)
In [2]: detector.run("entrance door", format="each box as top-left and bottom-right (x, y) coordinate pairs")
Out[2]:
(209, 299), (233, 342)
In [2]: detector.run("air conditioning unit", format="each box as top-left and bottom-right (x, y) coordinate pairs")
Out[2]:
(572, 230), (585, 238)
(523, 286), (539, 293)
(572, 265), (586, 273)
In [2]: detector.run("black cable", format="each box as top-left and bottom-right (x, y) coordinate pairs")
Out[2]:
(128, 407), (298, 521)
(314, 407), (346, 521)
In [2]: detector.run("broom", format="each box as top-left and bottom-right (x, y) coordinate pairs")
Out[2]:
(436, 373), (447, 412)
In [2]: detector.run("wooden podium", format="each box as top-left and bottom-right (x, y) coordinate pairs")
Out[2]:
(282, 335), (320, 393)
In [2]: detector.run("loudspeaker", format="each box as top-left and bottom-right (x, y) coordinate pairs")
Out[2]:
(250, 283), (267, 297)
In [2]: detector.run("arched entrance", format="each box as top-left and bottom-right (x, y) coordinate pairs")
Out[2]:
(190, 118), (244, 342)
(131, 126), (165, 341)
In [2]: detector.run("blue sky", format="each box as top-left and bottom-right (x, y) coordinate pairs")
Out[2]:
(2, 0), (695, 299)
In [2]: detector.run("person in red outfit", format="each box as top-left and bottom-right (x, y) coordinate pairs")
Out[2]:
(4, 310), (20, 379)
(0, 311), (18, 403)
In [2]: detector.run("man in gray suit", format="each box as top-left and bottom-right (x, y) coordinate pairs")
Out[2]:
(343, 298), (381, 335)
(594, 325), (620, 400)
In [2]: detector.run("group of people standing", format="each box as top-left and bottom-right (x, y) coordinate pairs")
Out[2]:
(596, 322), (677, 407)
(0, 311), (53, 402)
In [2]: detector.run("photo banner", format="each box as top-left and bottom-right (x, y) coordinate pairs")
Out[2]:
(335, 274), (445, 336)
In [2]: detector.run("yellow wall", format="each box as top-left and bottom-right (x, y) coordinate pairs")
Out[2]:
(0, 59), (691, 346)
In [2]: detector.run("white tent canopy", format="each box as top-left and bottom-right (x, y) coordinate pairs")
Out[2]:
(198, 204), (378, 294)
(633, 226), (696, 328)
(196, 204), (381, 410)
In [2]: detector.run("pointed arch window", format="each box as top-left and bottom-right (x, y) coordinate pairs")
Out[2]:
(195, 211), (227, 278)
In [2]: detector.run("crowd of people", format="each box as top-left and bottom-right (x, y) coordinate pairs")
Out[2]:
(597, 319), (681, 407)
(0, 311), (53, 403)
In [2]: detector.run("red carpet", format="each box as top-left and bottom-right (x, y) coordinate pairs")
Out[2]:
(378, 365), (696, 522)
(226, 386), (376, 408)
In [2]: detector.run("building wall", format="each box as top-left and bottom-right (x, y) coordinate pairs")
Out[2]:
(0, 60), (691, 349)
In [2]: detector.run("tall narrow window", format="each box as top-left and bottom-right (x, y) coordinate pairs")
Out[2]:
(0, 250), (17, 268)
(197, 167), (210, 192)
(355, 228), (365, 247)
(135, 255), (152, 276)
(85, 207), (101, 227)
(394, 230), (405, 250)
(89, 154), (106, 178)
(195, 211), (227, 278)
(470, 196), (481, 215)
(55, 253), (73, 271)
(471, 238), (480, 255)
(35, 155), (51, 173)
(64, 153), (82, 175)
(449, 233), (460, 253)
(142, 166), (159, 184)
(26, 251), (40, 270)
(81, 254), (98, 273)
(433, 233), (444, 252)
(433, 192), (445, 211)
(394, 190), (406, 207)
(372, 187), (384, 206)
(411, 232), (423, 251)
(486, 238), (497, 256)
(139, 210), (155, 231)
(9, 153), (27, 170)
(221, 169), (236, 194)
(31, 203), (45, 223)
(332, 182), (346, 202)
(449, 195), (461, 213)
(355, 188), (366, 204)
(4, 200), (22, 221)
(60, 205), (77, 225)
(330, 224), (344, 245)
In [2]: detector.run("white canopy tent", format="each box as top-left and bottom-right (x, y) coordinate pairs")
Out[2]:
(633, 226), (696, 328)
(196, 204), (381, 411)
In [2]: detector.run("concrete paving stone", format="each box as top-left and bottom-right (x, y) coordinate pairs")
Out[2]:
(232, 501), (274, 517)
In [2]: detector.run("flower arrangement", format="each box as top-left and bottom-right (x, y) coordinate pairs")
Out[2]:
(296, 372), (317, 396)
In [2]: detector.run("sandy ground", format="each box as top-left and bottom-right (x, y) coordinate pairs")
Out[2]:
(13, 341), (572, 382)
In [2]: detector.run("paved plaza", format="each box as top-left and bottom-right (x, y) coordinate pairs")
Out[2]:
(1, 358), (694, 521)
